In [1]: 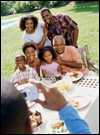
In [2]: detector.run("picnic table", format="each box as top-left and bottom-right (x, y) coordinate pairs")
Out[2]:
(28, 71), (99, 134)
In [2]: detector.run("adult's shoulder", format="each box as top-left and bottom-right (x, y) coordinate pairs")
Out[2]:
(65, 46), (78, 52)
(65, 46), (82, 59)
(56, 13), (69, 18)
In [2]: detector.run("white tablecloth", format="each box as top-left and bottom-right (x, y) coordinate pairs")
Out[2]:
(30, 71), (99, 134)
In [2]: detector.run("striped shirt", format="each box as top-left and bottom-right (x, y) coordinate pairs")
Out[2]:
(10, 65), (39, 84)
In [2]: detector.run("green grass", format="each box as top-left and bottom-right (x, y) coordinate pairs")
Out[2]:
(1, 1), (99, 80)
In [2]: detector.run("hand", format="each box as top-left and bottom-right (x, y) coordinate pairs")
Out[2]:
(34, 83), (68, 110)
(44, 23), (48, 29)
(18, 79), (28, 85)
(57, 55), (63, 64)
(43, 25), (48, 37)
(59, 64), (68, 75)
(42, 70), (50, 78)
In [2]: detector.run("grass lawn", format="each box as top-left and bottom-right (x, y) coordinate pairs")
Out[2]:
(1, 1), (99, 80)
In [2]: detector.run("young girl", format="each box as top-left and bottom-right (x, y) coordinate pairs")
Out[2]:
(38, 46), (60, 77)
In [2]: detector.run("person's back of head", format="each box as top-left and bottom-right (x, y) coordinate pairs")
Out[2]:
(1, 79), (32, 134)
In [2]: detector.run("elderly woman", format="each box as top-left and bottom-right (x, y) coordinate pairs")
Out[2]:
(19, 15), (51, 50)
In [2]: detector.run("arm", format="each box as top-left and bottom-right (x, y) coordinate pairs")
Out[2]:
(57, 46), (83, 68)
(71, 26), (79, 47)
(57, 56), (82, 68)
(59, 105), (91, 134)
(61, 59), (82, 68)
(64, 15), (78, 47)
(17, 79), (29, 85)
(36, 26), (48, 49)
(64, 15), (78, 30)
(34, 84), (91, 134)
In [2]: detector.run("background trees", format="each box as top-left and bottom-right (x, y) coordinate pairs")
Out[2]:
(1, 1), (70, 16)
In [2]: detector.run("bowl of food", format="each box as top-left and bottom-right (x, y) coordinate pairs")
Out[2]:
(49, 75), (73, 92)
(66, 72), (83, 82)
(50, 120), (67, 134)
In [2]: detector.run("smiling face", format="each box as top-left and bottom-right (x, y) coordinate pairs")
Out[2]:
(53, 38), (65, 54)
(16, 56), (26, 71)
(41, 10), (52, 24)
(24, 47), (36, 63)
(25, 19), (34, 33)
(43, 51), (53, 64)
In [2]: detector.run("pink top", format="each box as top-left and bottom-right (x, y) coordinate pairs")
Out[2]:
(60, 46), (89, 75)
(40, 61), (59, 75)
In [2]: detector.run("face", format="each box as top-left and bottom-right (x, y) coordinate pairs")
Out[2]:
(41, 10), (52, 24)
(25, 19), (34, 32)
(43, 51), (53, 64)
(53, 38), (65, 54)
(16, 57), (26, 70)
(24, 47), (35, 63)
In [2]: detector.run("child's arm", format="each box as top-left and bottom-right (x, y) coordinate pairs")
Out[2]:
(17, 79), (29, 85)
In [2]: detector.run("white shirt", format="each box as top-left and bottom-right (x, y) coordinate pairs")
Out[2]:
(22, 22), (51, 47)
(10, 65), (39, 84)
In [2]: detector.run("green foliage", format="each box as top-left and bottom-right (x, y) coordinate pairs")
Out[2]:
(1, 2), (99, 80)
(1, 1), (15, 15)
(1, 1), (67, 16)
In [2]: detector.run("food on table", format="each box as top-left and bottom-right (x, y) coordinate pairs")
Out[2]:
(29, 111), (42, 128)
(55, 75), (62, 81)
(67, 72), (83, 82)
(40, 75), (73, 92)
(51, 79), (72, 92)
(51, 120), (67, 133)
(52, 121), (64, 129)
(69, 99), (80, 108)
(68, 96), (91, 110)
(30, 73), (72, 92)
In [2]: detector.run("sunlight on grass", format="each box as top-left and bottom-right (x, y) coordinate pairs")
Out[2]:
(1, 2), (99, 80)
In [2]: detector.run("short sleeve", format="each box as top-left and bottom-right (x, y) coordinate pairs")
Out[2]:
(64, 15), (78, 29)
(69, 46), (82, 63)
(10, 72), (18, 84)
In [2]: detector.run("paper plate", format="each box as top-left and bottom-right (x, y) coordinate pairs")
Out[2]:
(47, 120), (68, 134)
(66, 72), (83, 82)
(68, 96), (91, 110)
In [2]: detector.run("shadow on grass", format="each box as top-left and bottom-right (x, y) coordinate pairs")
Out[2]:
(69, 1), (99, 13)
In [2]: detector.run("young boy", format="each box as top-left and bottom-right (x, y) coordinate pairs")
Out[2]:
(10, 54), (39, 86)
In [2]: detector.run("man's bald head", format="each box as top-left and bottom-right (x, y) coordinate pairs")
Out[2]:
(53, 35), (65, 54)
(1, 79), (32, 134)
(53, 35), (66, 46)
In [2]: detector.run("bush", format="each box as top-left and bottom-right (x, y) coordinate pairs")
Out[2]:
(1, 1), (70, 16)
(1, 2), (11, 15)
